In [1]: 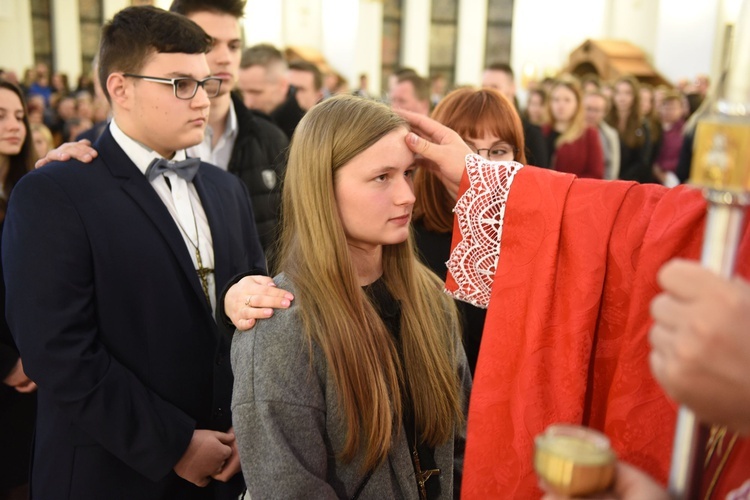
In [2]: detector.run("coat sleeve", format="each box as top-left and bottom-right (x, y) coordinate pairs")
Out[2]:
(231, 304), (339, 499)
(2, 171), (194, 481)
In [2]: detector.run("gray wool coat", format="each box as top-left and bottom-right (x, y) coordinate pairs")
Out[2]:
(231, 274), (472, 499)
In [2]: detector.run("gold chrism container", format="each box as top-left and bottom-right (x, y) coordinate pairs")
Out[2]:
(534, 424), (616, 496)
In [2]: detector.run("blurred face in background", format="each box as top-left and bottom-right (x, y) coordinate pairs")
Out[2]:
(653, 87), (667, 110)
(614, 81), (635, 115)
(390, 80), (430, 115)
(57, 97), (77, 121)
(640, 87), (653, 117)
(550, 85), (577, 125)
(288, 69), (322, 111)
(32, 125), (53, 158)
(526, 91), (546, 126)
(583, 93), (607, 127)
(0, 88), (26, 158)
(76, 94), (94, 120)
(659, 98), (683, 126)
(481, 69), (515, 102)
(238, 64), (288, 115)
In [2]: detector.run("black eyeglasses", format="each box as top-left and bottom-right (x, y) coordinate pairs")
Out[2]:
(467, 144), (517, 161)
(123, 73), (222, 100)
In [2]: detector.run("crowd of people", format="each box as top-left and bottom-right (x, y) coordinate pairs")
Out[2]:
(1, 1), (748, 499)
(1, 35), (710, 190)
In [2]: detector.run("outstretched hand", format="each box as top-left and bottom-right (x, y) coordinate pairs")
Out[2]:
(395, 109), (471, 198)
(35, 139), (98, 169)
(225, 275), (294, 331)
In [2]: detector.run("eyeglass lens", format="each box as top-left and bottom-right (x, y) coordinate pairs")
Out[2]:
(175, 78), (221, 99)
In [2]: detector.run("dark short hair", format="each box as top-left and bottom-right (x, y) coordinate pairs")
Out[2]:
(288, 60), (323, 91)
(98, 6), (212, 102)
(240, 43), (285, 70)
(396, 73), (430, 103)
(170, 0), (246, 17)
(486, 62), (514, 78)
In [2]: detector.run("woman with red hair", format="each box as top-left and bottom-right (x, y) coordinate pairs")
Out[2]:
(412, 87), (525, 374)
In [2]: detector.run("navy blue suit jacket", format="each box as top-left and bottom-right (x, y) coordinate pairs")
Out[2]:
(3, 128), (265, 499)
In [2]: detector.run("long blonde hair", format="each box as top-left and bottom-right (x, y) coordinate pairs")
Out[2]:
(279, 95), (463, 471)
(547, 74), (587, 147)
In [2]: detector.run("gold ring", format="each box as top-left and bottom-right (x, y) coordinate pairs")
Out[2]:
(244, 295), (253, 307)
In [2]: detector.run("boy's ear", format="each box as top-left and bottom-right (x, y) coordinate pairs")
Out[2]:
(107, 73), (131, 110)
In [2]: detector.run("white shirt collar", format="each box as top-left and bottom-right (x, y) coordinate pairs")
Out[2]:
(109, 119), (188, 176)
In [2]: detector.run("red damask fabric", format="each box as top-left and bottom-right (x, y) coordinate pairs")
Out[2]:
(446, 163), (750, 498)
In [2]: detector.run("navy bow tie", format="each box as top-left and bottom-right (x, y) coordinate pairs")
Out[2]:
(145, 157), (200, 182)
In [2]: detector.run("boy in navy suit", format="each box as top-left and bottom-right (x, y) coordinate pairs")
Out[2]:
(4, 6), (265, 498)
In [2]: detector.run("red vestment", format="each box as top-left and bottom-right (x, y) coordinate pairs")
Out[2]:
(445, 159), (750, 498)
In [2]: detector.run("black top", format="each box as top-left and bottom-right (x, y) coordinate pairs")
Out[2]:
(270, 86), (306, 141)
(364, 278), (441, 500)
(617, 120), (657, 183)
(228, 92), (289, 265)
(0, 219), (37, 490)
(522, 118), (550, 169)
(543, 128), (561, 167)
(412, 222), (485, 376)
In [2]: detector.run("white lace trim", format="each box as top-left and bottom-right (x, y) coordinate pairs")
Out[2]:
(445, 155), (524, 308)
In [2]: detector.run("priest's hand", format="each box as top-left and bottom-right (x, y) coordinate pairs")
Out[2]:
(540, 462), (668, 499)
(35, 139), (98, 169)
(225, 275), (294, 331)
(396, 109), (472, 199)
(649, 259), (750, 434)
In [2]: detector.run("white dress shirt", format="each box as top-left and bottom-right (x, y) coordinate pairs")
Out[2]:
(110, 120), (216, 312)
(187, 99), (238, 171)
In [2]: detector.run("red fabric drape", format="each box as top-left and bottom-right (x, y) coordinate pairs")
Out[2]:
(448, 166), (750, 498)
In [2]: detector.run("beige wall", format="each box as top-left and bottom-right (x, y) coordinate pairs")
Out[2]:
(0, 0), (34, 77)
(2, 0), (741, 95)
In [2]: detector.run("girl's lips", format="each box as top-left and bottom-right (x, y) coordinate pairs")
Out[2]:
(389, 214), (411, 225)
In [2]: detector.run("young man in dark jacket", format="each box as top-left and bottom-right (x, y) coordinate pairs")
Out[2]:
(172, 0), (289, 257)
(38, 0), (290, 261)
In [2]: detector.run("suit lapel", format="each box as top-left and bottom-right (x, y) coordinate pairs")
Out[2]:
(96, 130), (212, 314)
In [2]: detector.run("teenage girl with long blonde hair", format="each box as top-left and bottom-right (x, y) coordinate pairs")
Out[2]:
(231, 95), (470, 499)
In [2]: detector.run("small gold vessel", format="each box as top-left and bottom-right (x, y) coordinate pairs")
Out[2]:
(534, 424), (616, 496)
